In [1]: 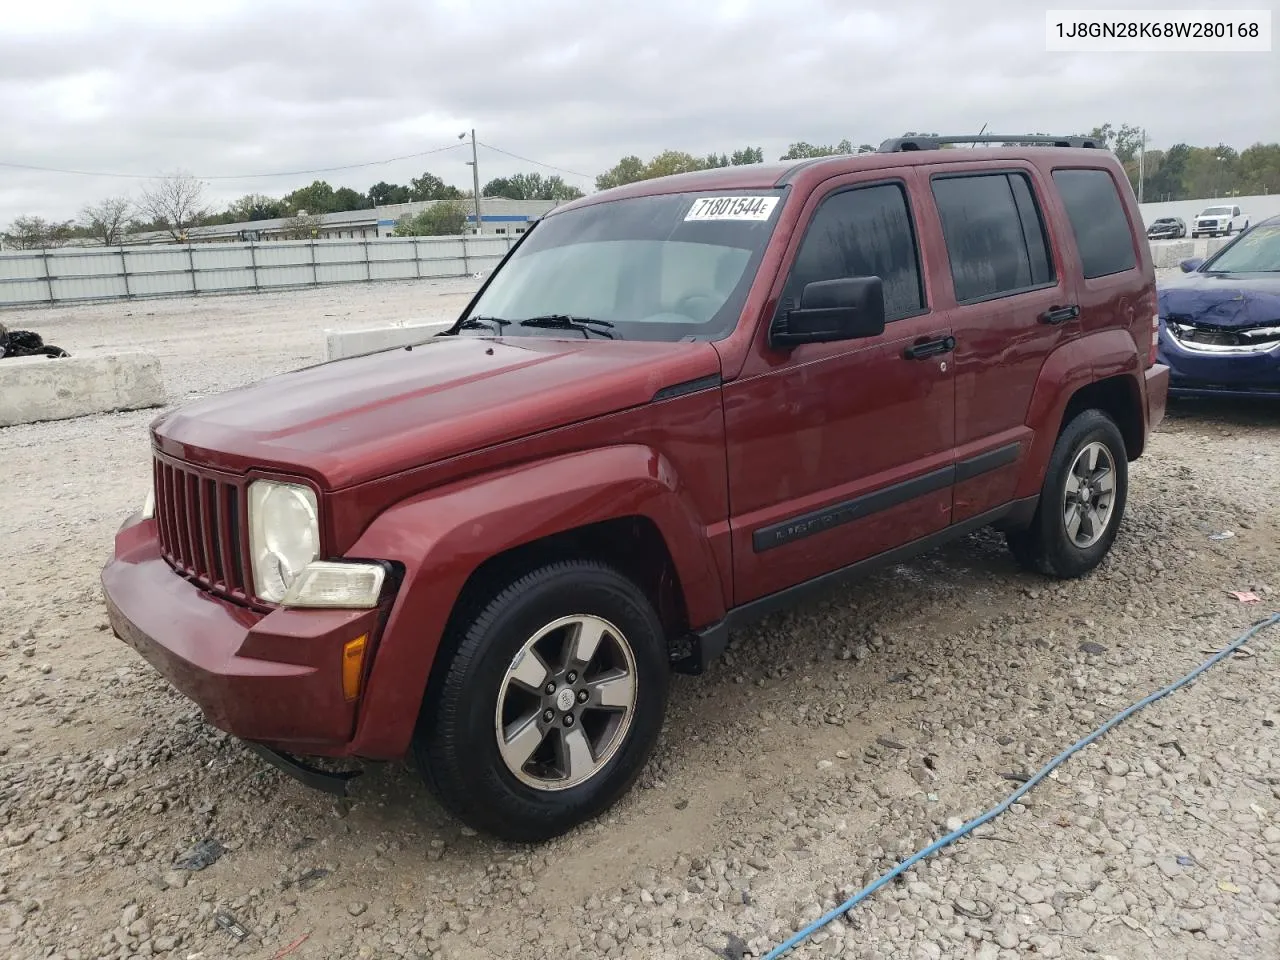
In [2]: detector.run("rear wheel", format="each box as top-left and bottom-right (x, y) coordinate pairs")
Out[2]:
(1006, 409), (1128, 578)
(415, 560), (669, 842)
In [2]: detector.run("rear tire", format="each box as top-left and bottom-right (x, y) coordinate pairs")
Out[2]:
(1006, 409), (1128, 579)
(415, 560), (669, 842)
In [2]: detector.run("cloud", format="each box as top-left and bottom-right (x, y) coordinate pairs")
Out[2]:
(0, 0), (1275, 224)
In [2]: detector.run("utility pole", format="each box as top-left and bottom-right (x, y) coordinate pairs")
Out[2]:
(1137, 128), (1146, 204)
(468, 129), (482, 236)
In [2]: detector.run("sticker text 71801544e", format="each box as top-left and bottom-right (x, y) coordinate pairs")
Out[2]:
(684, 196), (779, 222)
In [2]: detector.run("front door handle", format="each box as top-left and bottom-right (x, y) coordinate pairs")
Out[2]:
(904, 335), (955, 360)
(1040, 304), (1080, 325)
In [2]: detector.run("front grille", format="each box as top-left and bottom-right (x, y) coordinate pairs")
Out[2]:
(153, 455), (252, 602)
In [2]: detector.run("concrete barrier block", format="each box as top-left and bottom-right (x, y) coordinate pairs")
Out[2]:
(0, 350), (166, 427)
(1150, 240), (1194, 268)
(1205, 236), (1231, 256)
(325, 320), (454, 361)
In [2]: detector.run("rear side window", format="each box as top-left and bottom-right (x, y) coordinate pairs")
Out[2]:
(780, 182), (924, 321)
(1052, 169), (1137, 279)
(931, 172), (1054, 303)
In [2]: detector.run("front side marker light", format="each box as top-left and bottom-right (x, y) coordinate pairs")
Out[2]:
(142, 487), (156, 520)
(342, 634), (368, 702)
(279, 561), (386, 609)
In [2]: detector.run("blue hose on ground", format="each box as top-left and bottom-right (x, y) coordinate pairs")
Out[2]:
(760, 611), (1280, 960)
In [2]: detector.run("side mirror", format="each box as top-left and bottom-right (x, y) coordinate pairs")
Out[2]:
(770, 277), (887, 348)
(1180, 258), (1204, 273)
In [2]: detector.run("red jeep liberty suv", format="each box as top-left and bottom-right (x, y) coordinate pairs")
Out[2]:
(102, 135), (1170, 841)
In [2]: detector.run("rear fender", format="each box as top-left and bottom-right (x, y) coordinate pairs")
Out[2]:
(344, 444), (726, 758)
(1015, 329), (1141, 500)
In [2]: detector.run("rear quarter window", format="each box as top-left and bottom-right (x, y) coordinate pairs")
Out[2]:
(1051, 169), (1137, 279)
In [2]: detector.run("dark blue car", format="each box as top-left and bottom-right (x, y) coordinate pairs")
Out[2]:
(1157, 215), (1280, 399)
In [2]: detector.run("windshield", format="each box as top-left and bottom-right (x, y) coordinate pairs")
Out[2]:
(459, 190), (786, 341)
(1203, 223), (1280, 273)
(1201, 207), (1232, 216)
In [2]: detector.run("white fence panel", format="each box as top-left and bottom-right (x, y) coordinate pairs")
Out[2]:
(50, 275), (129, 301)
(196, 268), (257, 292)
(258, 265), (315, 288)
(0, 234), (516, 308)
(0, 279), (51, 306)
(47, 249), (120, 277)
(0, 252), (47, 280)
(315, 263), (367, 284)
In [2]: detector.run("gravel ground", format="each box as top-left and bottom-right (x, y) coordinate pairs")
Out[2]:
(2, 277), (1278, 960)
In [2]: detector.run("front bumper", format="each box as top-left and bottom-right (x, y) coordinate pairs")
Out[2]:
(101, 516), (385, 755)
(1157, 325), (1280, 399)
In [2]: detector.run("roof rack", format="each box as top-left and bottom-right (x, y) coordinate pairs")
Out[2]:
(877, 135), (1102, 153)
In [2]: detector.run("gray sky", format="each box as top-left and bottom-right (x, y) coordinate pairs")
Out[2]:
(1, 0), (1275, 224)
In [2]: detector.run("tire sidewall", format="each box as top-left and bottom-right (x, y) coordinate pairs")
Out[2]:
(422, 563), (668, 839)
(1038, 411), (1128, 577)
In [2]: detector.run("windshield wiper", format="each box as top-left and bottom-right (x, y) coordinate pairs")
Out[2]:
(441, 315), (511, 336)
(518, 315), (617, 339)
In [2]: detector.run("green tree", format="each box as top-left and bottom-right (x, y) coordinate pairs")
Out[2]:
(731, 146), (765, 165)
(779, 139), (854, 160)
(393, 200), (469, 237)
(409, 172), (464, 202)
(368, 181), (412, 206)
(282, 180), (336, 215)
(225, 194), (283, 222)
(595, 155), (647, 191)
(482, 173), (584, 202)
(332, 187), (370, 212)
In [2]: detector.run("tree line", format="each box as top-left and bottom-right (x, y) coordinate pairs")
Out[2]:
(5, 126), (1279, 249)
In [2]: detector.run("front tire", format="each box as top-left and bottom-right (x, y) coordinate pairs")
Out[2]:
(1006, 409), (1128, 579)
(415, 560), (669, 842)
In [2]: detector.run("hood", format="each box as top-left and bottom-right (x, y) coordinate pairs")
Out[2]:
(1158, 273), (1280, 329)
(152, 334), (722, 488)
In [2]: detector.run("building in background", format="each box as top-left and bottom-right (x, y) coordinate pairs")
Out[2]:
(124, 198), (559, 245)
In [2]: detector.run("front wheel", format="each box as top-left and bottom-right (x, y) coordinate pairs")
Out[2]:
(414, 560), (669, 842)
(1006, 409), (1128, 579)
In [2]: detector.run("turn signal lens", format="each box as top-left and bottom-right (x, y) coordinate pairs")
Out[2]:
(342, 635), (368, 702)
(1148, 314), (1160, 367)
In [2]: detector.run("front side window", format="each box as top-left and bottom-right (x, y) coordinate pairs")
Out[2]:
(779, 182), (925, 321)
(461, 190), (785, 342)
(932, 172), (1054, 303)
(1053, 169), (1138, 279)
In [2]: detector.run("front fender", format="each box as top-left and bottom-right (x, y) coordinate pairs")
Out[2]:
(344, 444), (727, 758)
(1015, 329), (1141, 500)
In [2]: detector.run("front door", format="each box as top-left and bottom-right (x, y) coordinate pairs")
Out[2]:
(723, 174), (955, 605)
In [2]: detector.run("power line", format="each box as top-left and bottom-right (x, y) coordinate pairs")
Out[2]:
(476, 142), (592, 180)
(0, 141), (469, 181)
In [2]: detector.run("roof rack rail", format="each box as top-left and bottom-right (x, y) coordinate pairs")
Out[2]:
(877, 135), (1103, 153)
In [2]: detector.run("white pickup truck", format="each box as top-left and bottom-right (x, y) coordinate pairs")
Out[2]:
(1191, 205), (1249, 238)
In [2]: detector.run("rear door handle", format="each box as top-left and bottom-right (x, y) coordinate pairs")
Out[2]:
(1039, 304), (1080, 325)
(904, 335), (955, 360)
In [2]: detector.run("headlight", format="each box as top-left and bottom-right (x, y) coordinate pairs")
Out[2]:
(141, 487), (155, 520)
(248, 481), (320, 603)
(280, 561), (386, 609)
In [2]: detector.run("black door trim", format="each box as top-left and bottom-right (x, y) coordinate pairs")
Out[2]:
(752, 441), (1022, 552)
(954, 441), (1021, 482)
(752, 463), (952, 553)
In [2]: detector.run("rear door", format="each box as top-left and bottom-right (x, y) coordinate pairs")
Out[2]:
(917, 162), (1078, 523)
(722, 171), (956, 605)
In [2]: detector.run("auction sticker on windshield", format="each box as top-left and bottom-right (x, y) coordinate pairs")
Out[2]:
(685, 196), (779, 222)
